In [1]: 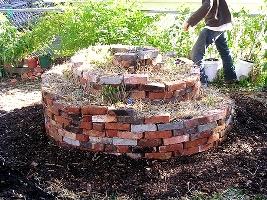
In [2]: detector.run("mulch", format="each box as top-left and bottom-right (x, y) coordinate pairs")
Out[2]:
(0, 92), (266, 199)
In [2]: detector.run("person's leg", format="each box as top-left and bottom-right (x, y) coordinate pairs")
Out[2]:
(215, 33), (237, 81)
(191, 28), (223, 84)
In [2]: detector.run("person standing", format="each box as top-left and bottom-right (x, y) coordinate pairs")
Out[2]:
(183, 0), (237, 85)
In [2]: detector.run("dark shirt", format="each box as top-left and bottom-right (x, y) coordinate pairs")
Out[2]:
(187, 0), (232, 27)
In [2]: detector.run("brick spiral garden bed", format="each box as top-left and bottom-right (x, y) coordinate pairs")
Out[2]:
(42, 45), (234, 160)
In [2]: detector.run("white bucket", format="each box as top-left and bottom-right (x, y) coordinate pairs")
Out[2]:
(235, 59), (254, 80)
(203, 59), (222, 82)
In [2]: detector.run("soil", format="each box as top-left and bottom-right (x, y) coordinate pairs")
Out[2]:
(0, 81), (266, 199)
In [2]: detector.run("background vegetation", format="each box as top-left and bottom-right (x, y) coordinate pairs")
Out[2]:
(0, 0), (266, 86)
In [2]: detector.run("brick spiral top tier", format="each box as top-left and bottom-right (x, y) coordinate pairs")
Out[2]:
(42, 45), (234, 160)
(69, 45), (201, 102)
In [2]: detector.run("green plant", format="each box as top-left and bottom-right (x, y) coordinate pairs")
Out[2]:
(101, 85), (128, 105)
(26, 0), (159, 57)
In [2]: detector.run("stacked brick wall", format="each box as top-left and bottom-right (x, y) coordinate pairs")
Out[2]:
(43, 91), (233, 160)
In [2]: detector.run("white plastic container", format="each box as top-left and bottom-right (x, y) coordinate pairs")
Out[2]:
(203, 59), (222, 82)
(235, 59), (254, 80)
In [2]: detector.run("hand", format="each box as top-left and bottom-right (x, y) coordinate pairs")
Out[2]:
(183, 21), (190, 32)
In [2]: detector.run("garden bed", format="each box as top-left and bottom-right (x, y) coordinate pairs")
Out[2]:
(41, 45), (234, 160)
(0, 91), (266, 199)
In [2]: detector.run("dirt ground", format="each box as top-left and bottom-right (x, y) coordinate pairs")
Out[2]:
(0, 80), (266, 199)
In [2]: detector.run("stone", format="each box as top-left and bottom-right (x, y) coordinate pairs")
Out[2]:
(113, 138), (137, 146)
(198, 122), (217, 132)
(63, 137), (80, 146)
(98, 75), (123, 85)
(157, 121), (184, 131)
(131, 124), (157, 133)
(89, 136), (113, 144)
(92, 115), (117, 123)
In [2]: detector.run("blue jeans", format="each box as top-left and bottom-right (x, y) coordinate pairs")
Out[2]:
(191, 28), (237, 83)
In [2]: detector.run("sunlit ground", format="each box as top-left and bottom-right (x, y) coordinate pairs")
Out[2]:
(0, 80), (41, 112)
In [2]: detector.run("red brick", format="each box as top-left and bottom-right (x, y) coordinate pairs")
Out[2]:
(197, 115), (215, 124)
(46, 98), (54, 106)
(92, 115), (117, 123)
(83, 130), (105, 137)
(50, 119), (62, 129)
(165, 81), (186, 91)
(105, 123), (130, 131)
(93, 123), (105, 131)
(58, 129), (76, 140)
(130, 91), (146, 99)
(80, 78), (87, 85)
(184, 118), (199, 128)
(144, 131), (172, 139)
(45, 109), (54, 119)
(49, 131), (63, 142)
(60, 111), (69, 119)
(163, 135), (189, 145)
(63, 105), (80, 114)
(76, 134), (89, 142)
(159, 143), (183, 153)
(199, 143), (214, 152)
(138, 139), (162, 147)
(184, 138), (208, 149)
(105, 144), (117, 152)
(148, 91), (173, 100)
(82, 115), (92, 122)
(185, 76), (198, 87)
(80, 122), (92, 130)
(116, 145), (130, 153)
(53, 101), (65, 111)
(54, 116), (70, 126)
(190, 131), (212, 140)
(144, 114), (170, 124)
(145, 152), (172, 160)
(207, 109), (227, 121)
(124, 74), (148, 85)
(117, 131), (143, 139)
(213, 124), (226, 133)
(91, 143), (104, 152)
(106, 130), (118, 137)
(82, 105), (108, 115)
(47, 106), (60, 115)
(207, 133), (220, 144)
(182, 146), (199, 156)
